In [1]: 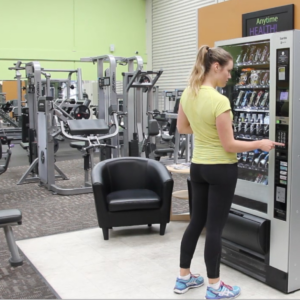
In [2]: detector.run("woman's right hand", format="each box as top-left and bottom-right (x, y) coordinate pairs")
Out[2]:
(258, 139), (285, 152)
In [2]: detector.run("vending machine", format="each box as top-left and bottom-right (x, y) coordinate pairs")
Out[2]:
(215, 30), (300, 293)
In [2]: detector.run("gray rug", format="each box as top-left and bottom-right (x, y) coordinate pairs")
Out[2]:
(0, 158), (189, 299)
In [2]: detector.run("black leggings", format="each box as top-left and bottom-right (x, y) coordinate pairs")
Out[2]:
(180, 163), (238, 279)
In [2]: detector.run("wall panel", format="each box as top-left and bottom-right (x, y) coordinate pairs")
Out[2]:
(152, 0), (219, 110)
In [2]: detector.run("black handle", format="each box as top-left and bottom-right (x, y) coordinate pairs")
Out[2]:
(230, 210), (244, 217)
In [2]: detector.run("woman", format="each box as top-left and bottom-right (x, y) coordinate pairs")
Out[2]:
(173, 45), (283, 299)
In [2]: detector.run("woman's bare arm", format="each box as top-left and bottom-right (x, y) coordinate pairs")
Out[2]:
(177, 104), (193, 134)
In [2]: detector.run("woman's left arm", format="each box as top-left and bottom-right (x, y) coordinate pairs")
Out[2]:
(177, 104), (193, 134)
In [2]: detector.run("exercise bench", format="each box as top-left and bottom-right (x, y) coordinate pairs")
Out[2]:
(0, 209), (23, 267)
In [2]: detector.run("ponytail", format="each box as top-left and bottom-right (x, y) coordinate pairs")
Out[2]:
(188, 45), (233, 97)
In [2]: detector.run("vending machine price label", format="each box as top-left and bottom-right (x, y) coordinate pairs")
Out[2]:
(278, 67), (286, 80)
(276, 186), (286, 203)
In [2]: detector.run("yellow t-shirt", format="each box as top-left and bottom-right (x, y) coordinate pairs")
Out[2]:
(180, 85), (237, 164)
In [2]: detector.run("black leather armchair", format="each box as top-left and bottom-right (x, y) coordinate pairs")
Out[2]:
(92, 157), (174, 240)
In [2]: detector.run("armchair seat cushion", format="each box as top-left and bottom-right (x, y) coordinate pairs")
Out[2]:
(107, 189), (161, 212)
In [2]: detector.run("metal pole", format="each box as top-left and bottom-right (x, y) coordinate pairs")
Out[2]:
(25, 62), (42, 135)
(76, 68), (83, 99)
(97, 58), (105, 120)
(44, 73), (51, 97)
(67, 73), (72, 99)
(126, 56), (144, 72)
(15, 71), (22, 127)
(42, 69), (78, 73)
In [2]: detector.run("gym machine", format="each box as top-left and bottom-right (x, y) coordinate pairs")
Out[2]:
(80, 55), (127, 159)
(0, 64), (24, 140)
(16, 62), (86, 185)
(37, 95), (122, 195)
(122, 63), (163, 158)
(216, 30), (300, 293)
(158, 89), (192, 163)
(163, 90), (176, 112)
(8, 61), (25, 128)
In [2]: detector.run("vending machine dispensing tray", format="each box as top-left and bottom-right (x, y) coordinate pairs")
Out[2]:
(221, 209), (270, 282)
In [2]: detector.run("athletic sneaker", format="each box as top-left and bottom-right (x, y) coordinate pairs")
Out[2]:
(173, 273), (204, 294)
(205, 281), (241, 299)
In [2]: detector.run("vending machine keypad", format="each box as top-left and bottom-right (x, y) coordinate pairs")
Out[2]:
(273, 48), (290, 221)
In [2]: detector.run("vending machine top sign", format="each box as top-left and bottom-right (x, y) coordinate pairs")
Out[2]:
(242, 4), (294, 37)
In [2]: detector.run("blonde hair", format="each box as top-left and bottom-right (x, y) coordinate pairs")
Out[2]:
(189, 45), (233, 96)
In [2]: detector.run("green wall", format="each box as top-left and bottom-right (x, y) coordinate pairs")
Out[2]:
(0, 0), (146, 80)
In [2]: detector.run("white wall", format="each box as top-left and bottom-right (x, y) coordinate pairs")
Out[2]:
(146, 0), (230, 110)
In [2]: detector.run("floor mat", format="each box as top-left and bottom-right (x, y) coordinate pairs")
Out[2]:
(0, 158), (190, 299)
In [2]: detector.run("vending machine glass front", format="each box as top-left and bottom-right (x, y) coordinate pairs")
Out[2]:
(220, 40), (270, 186)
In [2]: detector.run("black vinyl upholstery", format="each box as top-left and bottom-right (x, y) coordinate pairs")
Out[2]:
(0, 209), (22, 225)
(67, 119), (109, 135)
(92, 157), (174, 240)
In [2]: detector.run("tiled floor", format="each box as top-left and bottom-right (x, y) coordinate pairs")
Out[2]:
(17, 222), (300, 299)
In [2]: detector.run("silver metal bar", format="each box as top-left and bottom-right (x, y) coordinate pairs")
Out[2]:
(126, 70), (141, 92)
(54, 164), (68, 180)
(50, 184), (92, 195)
(44, 73), (51, 97)
(174, 129), (180, 164)
(97, 58), (105, 120)
(4, 226), (23, 265)
(17, 158), (39, 185)
(41, 79), (70, 83)
(25, 61), (42, 134)
(15, 71), (22, 125)
(76, 68), (83, 99)
(80, 55), (126, 63)
(126, 56), (144, 72)
(185, 134), (190, 162)
(67, 73), (72, 99)
(42, 69), (78, 73)
(53, 106), (74, 120)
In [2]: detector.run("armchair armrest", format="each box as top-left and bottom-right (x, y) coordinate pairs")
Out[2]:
(146, 160), (174, 214)
(92, 162), (110, 227)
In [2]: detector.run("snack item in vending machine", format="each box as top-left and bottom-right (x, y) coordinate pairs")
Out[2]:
(248, 46), (257, 63)
(254, 48), (262, 62)
(236, 49), (244, 64)
(260, 45), (269, 62)
(237, 72), (249, 86)
(249, 70), (261, 86)
(261, 71), (269, 86)
(241, 91), (252, 107)
(254, 91), (265, 107)
(260, 92), (269, 107)
(234, 91), (245, 106)
(248, 91), (257, 107)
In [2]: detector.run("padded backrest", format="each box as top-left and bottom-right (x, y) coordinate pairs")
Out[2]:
(104, 159), (148, 192)
(82, 99), (91, 107)
(148, 119), (159, 136)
